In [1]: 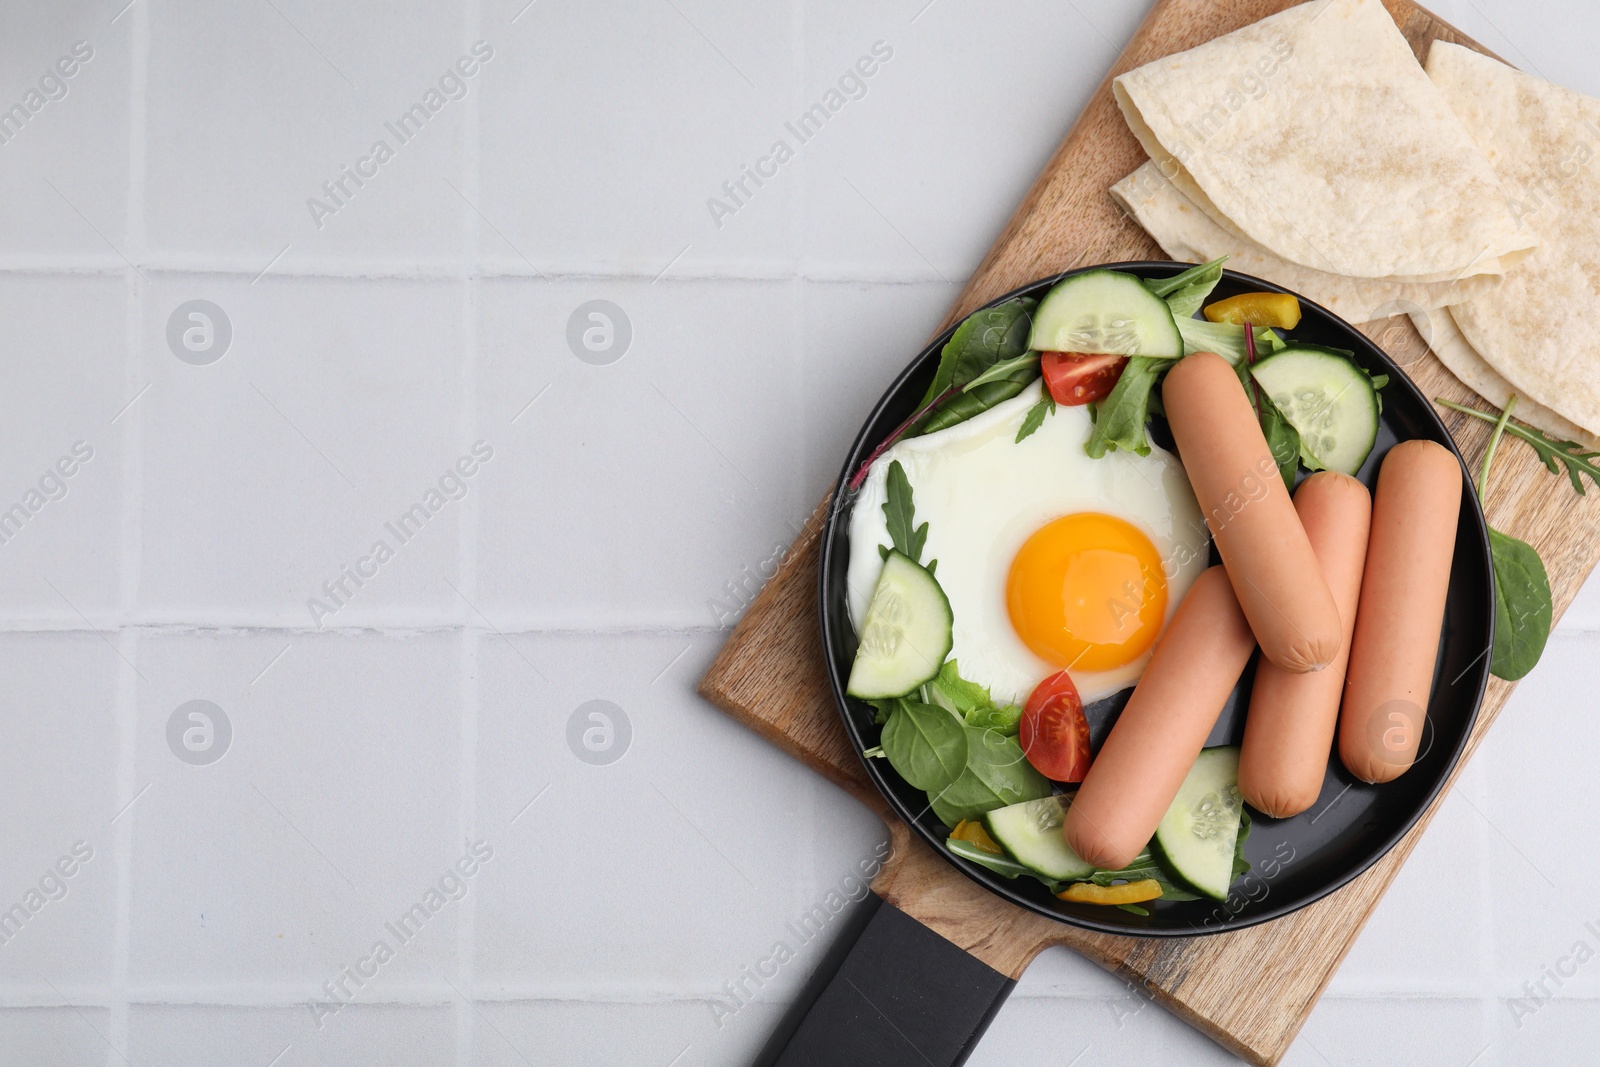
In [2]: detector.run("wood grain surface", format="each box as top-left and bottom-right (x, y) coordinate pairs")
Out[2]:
(697, 2), (1600, 1063)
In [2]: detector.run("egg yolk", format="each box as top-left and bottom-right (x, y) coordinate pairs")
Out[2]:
(1005, 512), (1168, 672)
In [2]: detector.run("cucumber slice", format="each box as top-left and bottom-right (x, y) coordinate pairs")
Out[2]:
(1029, 269), (1184, 357)
(846, 550), (953, 700)
(984, 795), (1096, 881)
(1153, 747), (1244, 901)
(1250, 345), (1380, 475)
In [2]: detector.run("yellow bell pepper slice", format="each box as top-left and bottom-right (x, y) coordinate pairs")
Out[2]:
(1055, 879), (1164, 905)
(948, 819), (1004, 855)
(1203, 291), (1302, 329)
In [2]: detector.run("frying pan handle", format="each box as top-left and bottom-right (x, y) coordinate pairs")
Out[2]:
(752, 892), (1014, 1067)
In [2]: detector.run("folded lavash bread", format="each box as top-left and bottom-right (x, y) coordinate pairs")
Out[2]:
(1112, 0), (1534, 282)
(1111, 161), (1501, 323)
(1425, 42), (1600, 439)
(1410, 308), (1600, 448)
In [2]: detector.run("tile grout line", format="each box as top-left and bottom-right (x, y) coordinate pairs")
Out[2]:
(0, 259), (956, 286)
(456, 1), (482, 1062)
(108, 3), (151, 1062)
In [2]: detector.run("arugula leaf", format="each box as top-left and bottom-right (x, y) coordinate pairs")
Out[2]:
(1015, 392), (1055, 443)
(1436, 397), (1600, 495)
(1145, 257), (1228, 318)
(880, 701), (968, 792)
(964, 352), (1040, 393)
(1088, 848), (1203, 902)
(1085, 356), (1172, 457)
(881, 460), (928, 564)
(1490, 529), (1552, 680)
(945, 838), (1058, 887)
(917, 298), (1038, 407)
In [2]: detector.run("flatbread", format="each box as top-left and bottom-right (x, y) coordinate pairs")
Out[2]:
(1113, 0), (1534, 280)
(1411, 308), (1600, 448)
(1111, 160), (1502, 323)
(1427, 42), (1600, 438)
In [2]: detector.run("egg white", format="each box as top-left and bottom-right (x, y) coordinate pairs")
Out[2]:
(847, 379), (1209, 706)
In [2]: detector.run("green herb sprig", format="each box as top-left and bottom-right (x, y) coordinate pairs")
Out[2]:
(1436, 396), (1600, 495)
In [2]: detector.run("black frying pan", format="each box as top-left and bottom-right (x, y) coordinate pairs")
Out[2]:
(755, 263), (1493, 1066)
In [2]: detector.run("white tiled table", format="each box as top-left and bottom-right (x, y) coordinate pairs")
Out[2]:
(1, 1), (1596, 1064)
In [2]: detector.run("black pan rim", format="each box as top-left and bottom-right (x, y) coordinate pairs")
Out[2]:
(817, 259), (1494, 938)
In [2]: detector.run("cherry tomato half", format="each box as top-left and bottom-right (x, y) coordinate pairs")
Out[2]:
(1019, 670), (1091, 782)
(1040, 352), (1128, 406)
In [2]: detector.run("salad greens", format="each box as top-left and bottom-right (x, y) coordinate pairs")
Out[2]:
(1455, 396), (1554, 681)
(860, 470), (1047, 818)
(1143, 256), (1226, 317)
(1238, 321), (1300, 490)
(918, 298), (1037, 405)
(879, 701), (968, 791)
(964, 352), (1040, 393)
(914, 297), (1038, 437)
(946, 808), (1252, 902)
(879, 460), (930, 568)
(928, 727), (1052, 826)
(1086, 356), (1168, 458)
(927, 659), (1023, 735)
(1175, 317), (1279, 365)
(1015, 391), (1056, 444)
(1490, 530), (1551, 681)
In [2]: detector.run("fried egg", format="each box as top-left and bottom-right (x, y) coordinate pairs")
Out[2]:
(847, 379), (1209, 706)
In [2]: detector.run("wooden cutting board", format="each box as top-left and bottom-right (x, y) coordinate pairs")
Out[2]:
(699, 1), (1600, 1063)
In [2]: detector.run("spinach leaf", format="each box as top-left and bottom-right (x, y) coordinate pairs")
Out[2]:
(917, 373), (1035, 436)
(928, 727), (1051, 827)
(880, 701), (968, 792)
(1490, 528), (1551, 681)
(1467, 396), (1554, 682)
(1015, 392), (1055, 443)
(917, 297), (1038, 407)
(1145, 256), (1227, 318)
(1085, 356), (1172, 458)
(881, 460), (928, 565)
